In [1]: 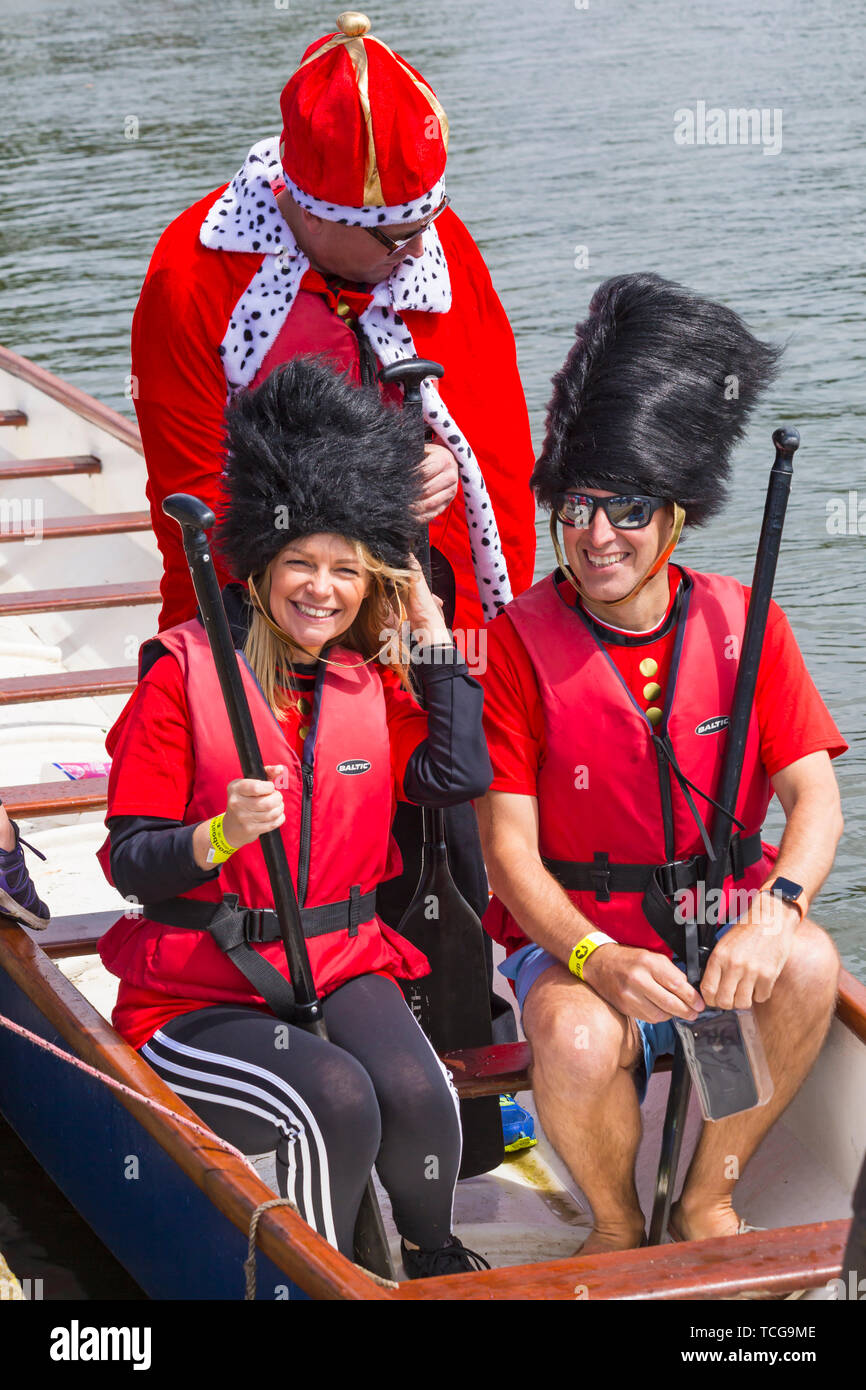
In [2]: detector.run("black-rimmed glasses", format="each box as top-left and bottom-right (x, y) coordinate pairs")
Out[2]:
(364, 195), (451, 254)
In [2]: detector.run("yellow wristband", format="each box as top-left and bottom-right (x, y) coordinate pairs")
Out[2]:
(568, 931), (615, 980)
(206, 814), (238, 865)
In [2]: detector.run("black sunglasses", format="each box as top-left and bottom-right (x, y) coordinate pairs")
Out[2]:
(364, 196), (451, 254)
(556, 493), (669, 531)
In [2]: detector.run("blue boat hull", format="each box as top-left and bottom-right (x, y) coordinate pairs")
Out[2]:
(0, 963), (307, 1300)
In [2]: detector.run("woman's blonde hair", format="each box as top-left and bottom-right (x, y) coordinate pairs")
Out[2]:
(244, 538), (414, 719)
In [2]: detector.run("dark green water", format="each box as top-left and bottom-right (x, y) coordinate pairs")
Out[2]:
(0, 0), (863, 1294)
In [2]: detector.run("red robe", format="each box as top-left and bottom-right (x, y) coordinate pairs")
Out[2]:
(131, 161), (536, 633)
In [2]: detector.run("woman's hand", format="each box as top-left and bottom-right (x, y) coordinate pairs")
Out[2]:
(222, 765), (286, 849)
(404, 555), (452, 648)
(413, 443), (459, 524)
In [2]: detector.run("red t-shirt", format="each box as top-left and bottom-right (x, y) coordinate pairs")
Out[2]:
(105, 654), (430, 1047)
(480, 565), (847, 797)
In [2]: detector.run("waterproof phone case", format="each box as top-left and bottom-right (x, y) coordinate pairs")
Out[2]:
(672, 1008), (773, 1121)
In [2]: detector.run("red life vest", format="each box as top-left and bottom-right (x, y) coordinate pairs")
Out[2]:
(483, 568), (777, 958)
(98, 621), (429, 1009)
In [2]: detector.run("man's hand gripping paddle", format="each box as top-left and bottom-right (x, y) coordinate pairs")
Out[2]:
(163, 493), (395, 1280)
(648, 427), (799, 1246)
(379, 359), (504, 1179)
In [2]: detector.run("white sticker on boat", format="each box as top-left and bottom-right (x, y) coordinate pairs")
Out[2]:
(695, 716), (730, 736)
(336, 759), (372, 775)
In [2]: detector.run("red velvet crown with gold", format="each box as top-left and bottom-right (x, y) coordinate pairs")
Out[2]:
(279, 11), (449, 226)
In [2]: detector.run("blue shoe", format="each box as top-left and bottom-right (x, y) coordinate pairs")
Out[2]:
(500, 1094), (536, 1152)
(0, 819), (50, 929)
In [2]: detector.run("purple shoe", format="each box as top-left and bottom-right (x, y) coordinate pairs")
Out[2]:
(0, 820), (50, 929)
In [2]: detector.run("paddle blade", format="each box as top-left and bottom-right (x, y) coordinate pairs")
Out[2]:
(398, 840), (504, 1178)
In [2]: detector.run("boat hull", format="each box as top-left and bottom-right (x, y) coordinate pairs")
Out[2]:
(0, 960), (305, 1301)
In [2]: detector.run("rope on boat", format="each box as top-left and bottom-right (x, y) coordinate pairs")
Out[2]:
(0, 1010), (256, 1170)
(352, 1263), (400, 1290)
(245, 1197), (300, 1300)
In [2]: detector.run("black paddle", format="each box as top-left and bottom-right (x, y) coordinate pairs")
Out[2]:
(648, 427), (799, 1245)
(379, 359), (504, 1179)
(163, 493), (395, 1280)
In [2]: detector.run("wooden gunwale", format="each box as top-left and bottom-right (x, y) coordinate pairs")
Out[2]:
(394, 1219), (850, 1300)
(0, 345), (143, 454)
(0, 921), (390, 1301)
(836, 969), (866, 1044)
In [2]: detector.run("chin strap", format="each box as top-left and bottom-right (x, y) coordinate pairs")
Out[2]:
(549, 503), (686, 607)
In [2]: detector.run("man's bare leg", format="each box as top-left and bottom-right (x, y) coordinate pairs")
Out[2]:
(523, 962), (646, 1253)
(671, 921), (840, 1240)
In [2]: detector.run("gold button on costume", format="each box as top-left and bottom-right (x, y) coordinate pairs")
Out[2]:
(646, 706), (663, 727)
(643, 681), (662, 701)
(639, 657), (659, 678)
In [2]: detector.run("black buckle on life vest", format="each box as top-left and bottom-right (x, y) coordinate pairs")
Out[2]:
(657, 857), (696, 899)
(591, 852), (611, 903)
(245, 908), (266, 944)
(729, 833), (745, 882)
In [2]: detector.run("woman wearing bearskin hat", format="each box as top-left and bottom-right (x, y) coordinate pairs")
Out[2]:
(476, 274), (846, 1251)
(96, 358), (492, 1277)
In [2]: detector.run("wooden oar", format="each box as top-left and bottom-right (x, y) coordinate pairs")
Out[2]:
(379, 359), (504, 1179)
(163, 493), (394, 1280)
(648, 427), (799, 1245)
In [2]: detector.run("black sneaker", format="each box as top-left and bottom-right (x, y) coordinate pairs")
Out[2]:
(0, 819), (50, 929)
(401, 1234), (490, 1280)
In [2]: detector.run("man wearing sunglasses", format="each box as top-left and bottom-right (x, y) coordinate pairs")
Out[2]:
(476, 273), (846, 1251)
(131, 11), (535, 637)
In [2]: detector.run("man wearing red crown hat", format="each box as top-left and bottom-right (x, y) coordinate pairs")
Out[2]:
(132, 10), (534, 639)
(129, 12), (533, 1095)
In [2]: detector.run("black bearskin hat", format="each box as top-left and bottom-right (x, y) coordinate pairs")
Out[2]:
(532, 273), (782, 527)
(215, 357), (425, 579)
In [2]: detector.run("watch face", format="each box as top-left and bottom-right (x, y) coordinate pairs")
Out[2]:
(772, 877), (803, 902)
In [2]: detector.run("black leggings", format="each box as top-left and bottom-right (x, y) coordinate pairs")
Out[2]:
(139, 974), (462, 1257)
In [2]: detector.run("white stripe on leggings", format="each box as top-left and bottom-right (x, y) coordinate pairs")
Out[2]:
(143, 1031), (337, 1248)
(400, 1007), (463, 1230)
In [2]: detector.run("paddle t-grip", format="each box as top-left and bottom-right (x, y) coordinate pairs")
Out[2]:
(772, 426), (800, 466)
(162, 493), (216, 532)
(379, 359), (445, 582)
(379, 357), (444, 409)
(162, 493), (217, 566)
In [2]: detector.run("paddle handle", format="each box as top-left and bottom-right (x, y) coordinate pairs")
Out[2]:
(703, 428), (799, 902)
(650, 427), (799, 1244)
(163, 493), (396, 1278)
(163, 494), (323, 1029)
